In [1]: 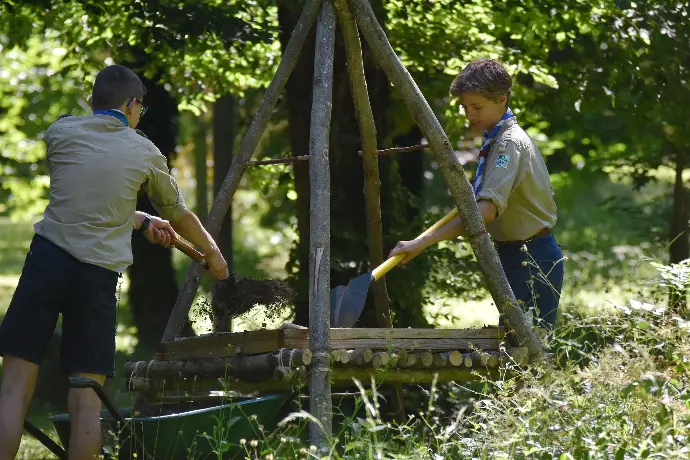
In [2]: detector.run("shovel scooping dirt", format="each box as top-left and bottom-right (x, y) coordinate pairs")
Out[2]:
(171, 237), (294, 330)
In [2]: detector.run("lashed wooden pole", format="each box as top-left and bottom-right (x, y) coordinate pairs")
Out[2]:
(308, 0), (336, 450)
(332, 0), (391, 328)
(161, 0), (324, 342)
(347, 0), (544, 359)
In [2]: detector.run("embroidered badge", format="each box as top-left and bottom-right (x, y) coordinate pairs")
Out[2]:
(496, 153), (510, 169)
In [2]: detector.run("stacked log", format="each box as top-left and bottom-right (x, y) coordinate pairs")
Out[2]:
(124, 348), (312, 382)
(126, 346), (529, 385)
(124, 346), (532, 401)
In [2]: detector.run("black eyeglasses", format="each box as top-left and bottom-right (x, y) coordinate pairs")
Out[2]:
(128, 97), (148, 116)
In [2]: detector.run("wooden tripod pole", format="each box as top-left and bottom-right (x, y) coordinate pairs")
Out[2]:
(308, 0), (336, 451)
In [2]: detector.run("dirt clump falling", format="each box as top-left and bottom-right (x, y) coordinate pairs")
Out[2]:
(196, 273), (294, 332)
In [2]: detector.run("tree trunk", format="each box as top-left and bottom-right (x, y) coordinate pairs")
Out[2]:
(211, 95), (237, 331)
(194, 114), (208, 223)
(383, 125), (429, 328)
(128, 74), (190, 352)
(212, 95), (236, 266)
(393, 126), (424, 221)
(279, 0), (315, 326)
(670, 150), (689, 312)
(279, 0), (391, 327)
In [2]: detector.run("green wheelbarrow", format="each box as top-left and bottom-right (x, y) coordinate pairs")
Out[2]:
(24, 377), (293, 459)
(24, 377), (153, 460)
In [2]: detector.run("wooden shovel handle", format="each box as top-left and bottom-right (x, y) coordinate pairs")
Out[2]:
(172, 238), (209, 269)
(371, 207), (459, 281)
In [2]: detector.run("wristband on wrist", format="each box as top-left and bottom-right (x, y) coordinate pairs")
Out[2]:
(139, 214), (152, 233)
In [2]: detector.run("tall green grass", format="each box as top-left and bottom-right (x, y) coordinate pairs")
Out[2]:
(175, 261), (688, 460)
(2, 167), (685, 458)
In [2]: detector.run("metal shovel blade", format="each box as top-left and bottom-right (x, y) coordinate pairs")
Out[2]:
(331, 272), (375, 328)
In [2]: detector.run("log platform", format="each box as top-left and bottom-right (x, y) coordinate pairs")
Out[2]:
(125, 326), (541, 399)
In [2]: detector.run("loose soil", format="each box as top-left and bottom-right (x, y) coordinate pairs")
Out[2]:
(195, 273), (294, 332)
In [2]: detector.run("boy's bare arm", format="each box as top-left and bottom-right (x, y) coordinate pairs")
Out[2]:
(388, 200), (498, 264)
(170, 210), (229, 280)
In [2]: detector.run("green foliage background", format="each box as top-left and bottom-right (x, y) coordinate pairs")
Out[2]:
(0, 0), (688, 457)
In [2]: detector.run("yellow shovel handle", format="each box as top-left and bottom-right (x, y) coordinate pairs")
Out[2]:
(371, 207), (459, 281)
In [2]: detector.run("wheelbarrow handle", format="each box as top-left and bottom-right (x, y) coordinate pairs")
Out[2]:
(172, 238), (209, 269)
(24, 420), (67, 459)
(371, 208), (459, 281)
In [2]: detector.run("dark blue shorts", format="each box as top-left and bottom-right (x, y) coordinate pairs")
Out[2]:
(0, 234), (119, 377)
(496, 232), (565, 329)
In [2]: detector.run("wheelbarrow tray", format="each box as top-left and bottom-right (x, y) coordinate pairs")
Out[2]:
(49, 392), (292, 459)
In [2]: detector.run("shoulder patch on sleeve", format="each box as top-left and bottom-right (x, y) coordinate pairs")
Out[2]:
(496, 153), (510, 169)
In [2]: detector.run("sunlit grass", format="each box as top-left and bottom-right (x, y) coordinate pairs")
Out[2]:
(424, 296), (499, 328)
(14, 436), (56, 460)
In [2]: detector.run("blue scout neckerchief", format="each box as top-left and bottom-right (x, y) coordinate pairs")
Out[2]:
(472, 107), (515, 196)
(93, 109), (129, 127)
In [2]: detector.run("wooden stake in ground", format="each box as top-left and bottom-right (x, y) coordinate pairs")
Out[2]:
(347, 0), (544, 359)
(161, 0), (324, 343)
(308, 0), (336, 450)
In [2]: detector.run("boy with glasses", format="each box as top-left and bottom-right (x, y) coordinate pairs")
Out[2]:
(0, 64), (229, 460)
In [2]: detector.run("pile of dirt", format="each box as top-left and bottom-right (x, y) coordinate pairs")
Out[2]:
(196, 273), (294, 331)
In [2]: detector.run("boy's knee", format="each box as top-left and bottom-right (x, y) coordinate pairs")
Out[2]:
(67, 373), (105, 415)
(67, 390), (103, 424)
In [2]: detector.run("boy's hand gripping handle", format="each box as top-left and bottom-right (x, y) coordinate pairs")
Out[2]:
(371, 208), (459, 281)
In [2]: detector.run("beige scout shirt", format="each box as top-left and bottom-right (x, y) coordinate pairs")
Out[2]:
(476, 118), (557, 242)
(34, 113), (188, 273)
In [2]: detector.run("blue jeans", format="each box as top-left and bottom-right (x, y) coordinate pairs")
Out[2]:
(496, 233), (564, 329)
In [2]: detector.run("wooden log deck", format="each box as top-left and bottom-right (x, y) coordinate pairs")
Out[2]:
(125, 327), (541, 397)
(125, 327), (540, 396)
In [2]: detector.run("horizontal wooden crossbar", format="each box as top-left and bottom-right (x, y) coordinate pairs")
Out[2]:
(157, 327), (509, 361)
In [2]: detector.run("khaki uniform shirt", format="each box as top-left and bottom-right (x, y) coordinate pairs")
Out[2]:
(476, 118), (557, 242)
(34, 114), (188, 273)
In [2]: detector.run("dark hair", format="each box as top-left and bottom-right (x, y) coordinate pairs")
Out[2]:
(90, 65), (146, 111)
(450, 59), (512, 106)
